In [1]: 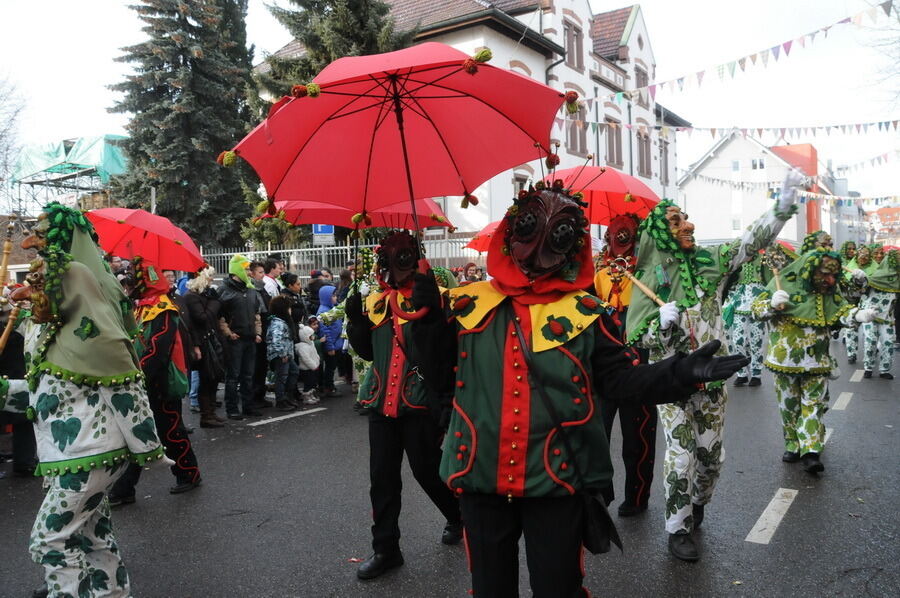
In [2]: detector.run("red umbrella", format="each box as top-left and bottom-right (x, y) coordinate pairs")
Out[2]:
(776, 240), (795, 252)
(233, 42), (565, 231)
(272, 197), (452, 230)
(86, 208), (204, 271)
(547, 166), (659, 225)
(465, 220), (501, 252)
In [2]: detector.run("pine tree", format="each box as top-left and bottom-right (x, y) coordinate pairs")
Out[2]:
(257, 0), (416, 98)
(109, 0), (256, 248)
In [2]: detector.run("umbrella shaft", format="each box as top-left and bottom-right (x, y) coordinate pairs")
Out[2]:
(389, 78), (422, 252)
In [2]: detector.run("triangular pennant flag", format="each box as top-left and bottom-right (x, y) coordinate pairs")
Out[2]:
(741, 128), (747, 137)
(659, 81), (667, 92)
(882, 1), (893, 17)
(738, 57), (747, 71)
(717, 64), (725, 81)
(687, 127), (693, 137)
(782, 40), (792, 56)
(780, 128), (786, 137)
(838, 17), (851, 24)
(798, 36), (806, 49)
(677, 77), (685, 91)
(662, 126), (669, 138)
(727, 61), (736, 77)
(697, 71), (705, 86)
(750, 53), (758, 65)
(878, 121), (884, 131)
(893, 120), (898, 130)
(711, 128), (717, 138)
(554, 117), (564, 129)
(615, 92), (623, 104)
(591, 122), (598, 133)
(863, 123), (869, 133)
(576, 120), (584, 130)
(761, 50), (770, 67)
(649, 84), (657, 100)
(809, 31), (818, 44)
(855, 124), (862, 133)
(625, 124), (633, 130)
(823, 25), (831, 37)
(771, 45), (781, 61)
(757, 128), (764, 137)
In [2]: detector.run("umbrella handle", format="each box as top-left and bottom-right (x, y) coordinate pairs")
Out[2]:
(388, 291), (430, 321)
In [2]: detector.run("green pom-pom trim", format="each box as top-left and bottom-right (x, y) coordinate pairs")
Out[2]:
(34, 446), (167, 477)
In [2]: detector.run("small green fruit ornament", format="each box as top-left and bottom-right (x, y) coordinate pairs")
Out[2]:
(461, 194), (479, 209)
(216, 150), (237, 167)
(565, 91), (580, 115)
(462, 47), (493, 74)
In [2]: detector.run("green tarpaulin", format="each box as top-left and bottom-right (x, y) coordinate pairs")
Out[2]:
(12, 135), (128, 185)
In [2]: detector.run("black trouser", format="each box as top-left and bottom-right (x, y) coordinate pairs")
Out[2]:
(112, 398), (200, 497)
(599, 395), (657, 508)
(0, 412), (37, 472)
(368, 410), (460, 553)
(459, 493), (588, 598)
(252, 340), (269, 403)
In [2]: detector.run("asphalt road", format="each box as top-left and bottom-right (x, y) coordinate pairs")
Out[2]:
(1, 341), (898, 597)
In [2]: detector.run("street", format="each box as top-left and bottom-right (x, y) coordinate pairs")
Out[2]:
(2, 343), (898, 598)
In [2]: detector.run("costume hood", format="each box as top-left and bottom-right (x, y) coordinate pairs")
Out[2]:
(758, 249), (850, 327)
(867, 249), (900, 293)
(229, 253), (253, 288)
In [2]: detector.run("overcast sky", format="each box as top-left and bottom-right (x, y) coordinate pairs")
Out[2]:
(0, 0), (896, 196)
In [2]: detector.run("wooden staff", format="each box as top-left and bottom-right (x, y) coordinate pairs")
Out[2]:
(0, 215), (16, 289)
(0, 300), (20, 353)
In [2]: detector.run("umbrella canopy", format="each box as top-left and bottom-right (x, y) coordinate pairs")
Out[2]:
(233, 42), (565, 230)
(465, 220), (501, 252)
(272, 197), (451, 230)
(86, 208), (204, 272)
(547, 165), (660, 225)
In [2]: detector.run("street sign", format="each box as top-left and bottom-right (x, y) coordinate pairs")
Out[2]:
(312, 223), (335, 246)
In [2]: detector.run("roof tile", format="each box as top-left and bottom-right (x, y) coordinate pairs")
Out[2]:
(590, 5), (634, 59)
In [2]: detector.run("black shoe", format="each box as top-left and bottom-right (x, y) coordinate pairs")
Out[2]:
(692, 503), (705, 529)
(243, 408), (264, 417)
(782, 451), (800, 463)
(226, 413), (245, 421)
(108, 494), (136, 507)
(668, 532), (700, 562)
(170, 477), (202, 494)
(617, 502), (648, 517)
(733, 376), (748, 387)
(879, 372), (894, 380)
(748, 377), (762, 387)
(32, 586), (49, 598)
(801, 452), (824, 474)
(356, 551), (404, 580)
(441, 521), (463, 545)
(863, 370), (873, 379)
(847, 356), (856, 364)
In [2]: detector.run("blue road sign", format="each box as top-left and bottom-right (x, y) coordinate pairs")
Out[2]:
(312, 224), (335, 235)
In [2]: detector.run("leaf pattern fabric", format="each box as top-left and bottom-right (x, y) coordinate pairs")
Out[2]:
(773, 373), (827, 455)
(862, 320), (895, 374)
(728, 313), (764, 378)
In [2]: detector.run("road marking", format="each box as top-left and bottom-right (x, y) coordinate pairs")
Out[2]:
(832, 392), (853, 411)
(849, 369), (864, 382)
(824, 428), (833, 445)
(247, 408), (327, 427)
(745, 488), (798, 545)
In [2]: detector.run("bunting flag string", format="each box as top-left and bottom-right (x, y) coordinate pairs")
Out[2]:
(834, 149), (900, 172)
(582, 1), (895, 104)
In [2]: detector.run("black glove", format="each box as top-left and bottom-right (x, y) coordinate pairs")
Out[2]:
(411, 270), (442, 313)
(675, 340), (750, 385)
(345, 292), (364, 324)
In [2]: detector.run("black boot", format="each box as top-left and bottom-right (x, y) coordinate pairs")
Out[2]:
(441, 521), (464, 545)
(617, 502), (648, 517)
(863, 370), (873, 379)
(734, 376), (748, 387)
(879, 372), (894, 380)
(356, 551), (404, 580)
(801, 452), (824, 474)
(170, 477), (202, 494)
(668, 532), (700, 562)
(748, 377), (762, 387)
(32, 586), (49, 598)
(692, 503), (705, 529)
(782, 451), (800, 463)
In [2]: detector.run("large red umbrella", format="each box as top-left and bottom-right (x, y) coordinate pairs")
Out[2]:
(86, 208), (204, 271)
(272, 197), (452, 230)
(465, 220), (501, 252)
(548, 166), (660, 225)
(233, 42), (565, 232)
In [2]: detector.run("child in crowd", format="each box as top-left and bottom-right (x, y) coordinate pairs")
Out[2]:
(266, 295), (299, 411)
(316, 284), (343, 397)
(296, 317), (322, 405)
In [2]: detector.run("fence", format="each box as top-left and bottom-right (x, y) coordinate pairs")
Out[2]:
(201, 236), (483, 283)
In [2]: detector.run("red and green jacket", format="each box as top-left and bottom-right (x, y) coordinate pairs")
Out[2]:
(416, 281), (694, 499)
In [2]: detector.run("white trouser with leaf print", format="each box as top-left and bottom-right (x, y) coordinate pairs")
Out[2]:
(862, 321), (895, 373)
(657, 389), (727, 534)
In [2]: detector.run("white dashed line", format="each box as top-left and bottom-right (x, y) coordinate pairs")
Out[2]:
(745, 488), (798, 545)
(832, 392), (853, 411)
(849, 370), (864, 383)
(824, 428), (833, 445)
(247, 407), (327, 426)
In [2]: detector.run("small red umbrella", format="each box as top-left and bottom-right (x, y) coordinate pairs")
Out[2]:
(272, 197), (451, 230)
(547, 165), (659, 225)
(86, 208), (204, 271)
(465, 220), (501, 252)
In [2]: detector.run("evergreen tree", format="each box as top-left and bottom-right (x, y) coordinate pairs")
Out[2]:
(257, 0), (416, 98)
(110, 0), (256, 248)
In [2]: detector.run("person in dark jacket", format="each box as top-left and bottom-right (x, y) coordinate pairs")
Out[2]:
(0, 299), (37, 477)
(249, 261), (272, 409)
(305, 269), (326, 314)
(280, 272), (308, 342)
(317, 284), (342, 397)
(183, 266), (226, 428)
(218, 254), (263, 420)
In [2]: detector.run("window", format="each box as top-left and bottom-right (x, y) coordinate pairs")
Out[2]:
(659, 140), (670, 185)
(732, 160), (740, 172)
(513, 174), (529, 195)
(635, 68), (649, 107)
(752, 158), (766, 170)
(605, 117), (622, 167)
(637, 132), (651, 177)
(732, 217), (741, 230)
(566, 106), (588, 156)
(564, 21), (584, 70)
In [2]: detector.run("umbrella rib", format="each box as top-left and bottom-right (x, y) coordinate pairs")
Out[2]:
(359, 90), (395, 221)
(317, 63), (459, 91)
(326, 96), (394, 121)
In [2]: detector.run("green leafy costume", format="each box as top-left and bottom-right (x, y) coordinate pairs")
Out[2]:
(859, 249), (898, 374)
(0, 203), (166, 598)
(751, 249), (854, 456)
(723, 257), (767, 379)
(625, 198), (794, 534)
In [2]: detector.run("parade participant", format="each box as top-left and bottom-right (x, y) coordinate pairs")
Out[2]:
(800, 230), (833, 253)
(724, 255), (768, 387)
(409, 181), (749, 596)
(592, 213), (658, 517)
(870, 244), (885, 265)
(751, 249), (867, 473)
(344, 232), (463, 581)
(109, 257), (202, 504)
(0, 203), (167, 597)
(625, 169), (804, 561)
(859, 249), (898, 379)
(844, 245), (877, 363)
(840, 241), (857, 264)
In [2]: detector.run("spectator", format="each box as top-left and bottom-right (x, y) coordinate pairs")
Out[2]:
(248, 260), (271, 409)
(316, 284), (342, 397)
(263, 258), (283, 298)
(321, 267), (333, 281)
(336, 268), (354, 303)
(218, 254), (264, 419)
(297, 317), (321, 404)
(267, 295), (299, 411)
(280, 272), (308, 340)
(183, 266), (226, 428)
(306, 269), (326, 314)
(0, 300), (37, 477)
(163, 269), (177, 291)
(459, 262), (477, 284)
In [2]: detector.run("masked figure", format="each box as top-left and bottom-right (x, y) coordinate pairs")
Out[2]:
(109, 257), (202, 505)
(344, 231), (463, 581)
(722, 254), (770, 387)
(0, 203), (168, 597)
(843, 246), (877, 363)
(800, 230), (833, 253)
(858, 249), (898, 379)
(592, 214), (657, 516)
(624, 169), (803, 561)
(752, 250), (863, 472)
(870, 244), (885, 264)
(409, 181), (748, 595)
